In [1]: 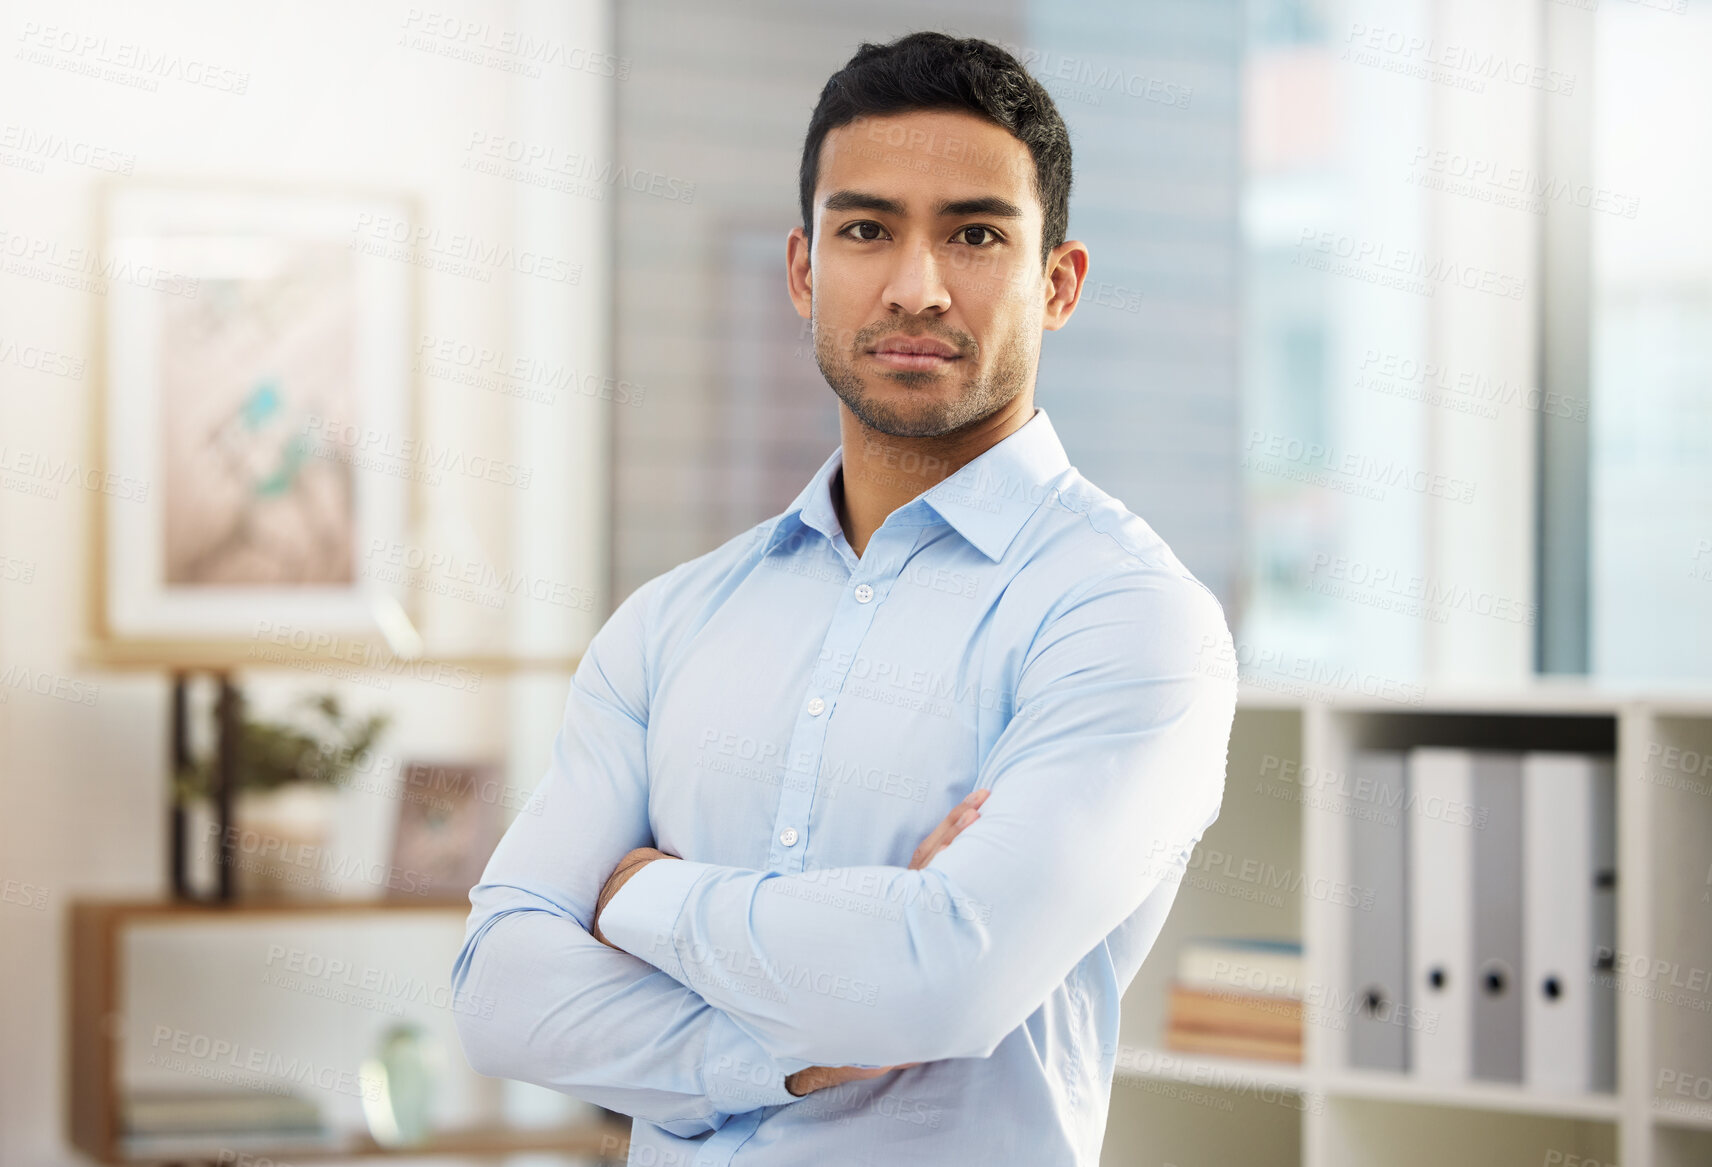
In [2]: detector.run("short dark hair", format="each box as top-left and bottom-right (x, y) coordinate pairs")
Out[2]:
(798, 31), (1072, 269)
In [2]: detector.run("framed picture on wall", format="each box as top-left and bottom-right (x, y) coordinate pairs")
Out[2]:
(93, 179), (422, 665)
(386, 760), (506, 901)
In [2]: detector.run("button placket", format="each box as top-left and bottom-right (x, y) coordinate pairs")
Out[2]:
(765, 530), (911, 874)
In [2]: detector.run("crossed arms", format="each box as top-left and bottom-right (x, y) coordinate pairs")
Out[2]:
(450, 564), (1235, 1134)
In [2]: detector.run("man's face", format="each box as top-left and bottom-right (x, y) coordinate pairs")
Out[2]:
(788, 108), (1081, 439)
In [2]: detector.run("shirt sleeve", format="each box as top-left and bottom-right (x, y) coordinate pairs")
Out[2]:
(597, 565), (1237, 1069)
(449, 573), (815, 1136)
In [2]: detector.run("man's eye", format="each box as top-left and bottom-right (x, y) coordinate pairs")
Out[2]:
(841, 221), (887, 241)
(954, 226), (1000, 246)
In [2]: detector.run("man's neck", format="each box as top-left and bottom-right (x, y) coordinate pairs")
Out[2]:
(831, 394), (1035, 558)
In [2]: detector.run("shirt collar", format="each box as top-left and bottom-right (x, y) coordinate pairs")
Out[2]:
(763, 406), (1072, 563)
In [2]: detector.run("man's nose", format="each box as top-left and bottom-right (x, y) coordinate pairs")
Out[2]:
(882, 238), (952, 317)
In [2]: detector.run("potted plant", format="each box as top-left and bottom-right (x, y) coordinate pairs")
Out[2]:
(175, 691), (391, 899)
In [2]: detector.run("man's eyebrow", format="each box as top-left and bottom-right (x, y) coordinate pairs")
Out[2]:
(935, 196), (1024, 218)
(822, 190), (906, 216)
(820, 191), (1025, 219)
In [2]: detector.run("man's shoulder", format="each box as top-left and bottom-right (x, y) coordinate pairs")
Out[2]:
(1022, 470), (1219, 610)
(1012, 475), (1233, 687)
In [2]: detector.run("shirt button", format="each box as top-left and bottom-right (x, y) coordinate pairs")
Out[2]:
(779, 827), (799, 846)
(806, 697), (825, 716)
(854, 583), (874, 603)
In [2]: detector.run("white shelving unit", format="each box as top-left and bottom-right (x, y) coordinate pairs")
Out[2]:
(1102, 686), (1712, 1167)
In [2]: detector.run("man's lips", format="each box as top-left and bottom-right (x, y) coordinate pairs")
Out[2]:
(869, 351), (961, 371)
(866, 335), (964, 372)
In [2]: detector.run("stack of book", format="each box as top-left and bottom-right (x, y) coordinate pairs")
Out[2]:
(1164, 938), (1304, 1064)
(120, 1090), (332, 1156)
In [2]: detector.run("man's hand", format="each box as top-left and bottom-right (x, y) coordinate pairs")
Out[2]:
(591, 846), (674, 949)
(908, 786), (990, 872)
(784, 1062), (922, 1097)
(783, 786), (991, 1097)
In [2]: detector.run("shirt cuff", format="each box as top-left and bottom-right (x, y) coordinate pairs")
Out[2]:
(598, 856), (714, 983)
(702, 1009), (816, 1113)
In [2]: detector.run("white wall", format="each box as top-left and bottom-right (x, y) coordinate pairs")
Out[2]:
(0, 1), (610, 1160)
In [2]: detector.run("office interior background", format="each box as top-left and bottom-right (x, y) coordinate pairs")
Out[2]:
(0, 0), (1708, 1164)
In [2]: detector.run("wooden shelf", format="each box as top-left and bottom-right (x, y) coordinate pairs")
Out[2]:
(68, 898), (623, 1165)
(116, 1121), (629, 1163)
(79, 898), (473, 921)
(77, 638), (581, 675)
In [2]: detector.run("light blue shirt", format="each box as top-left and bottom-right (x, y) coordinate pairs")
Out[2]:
(452, 406), (1236, 1166)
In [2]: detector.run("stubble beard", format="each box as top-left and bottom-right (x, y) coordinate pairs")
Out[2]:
(811, 306), (1032, 439)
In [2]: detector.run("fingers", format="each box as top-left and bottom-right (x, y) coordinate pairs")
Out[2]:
(909, 787), (991, 870)
(801, 1061), (924, 1095)
(910, 808), (961, 870)
(941, 787), (989, 842)
(824, 1065), (892, 1086)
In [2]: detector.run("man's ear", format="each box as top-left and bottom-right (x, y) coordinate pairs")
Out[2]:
(1041, 240), (1089, 332)
(787, 227), (813, 320)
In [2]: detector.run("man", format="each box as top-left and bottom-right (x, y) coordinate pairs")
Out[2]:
(452, 30), (1236, 1167)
